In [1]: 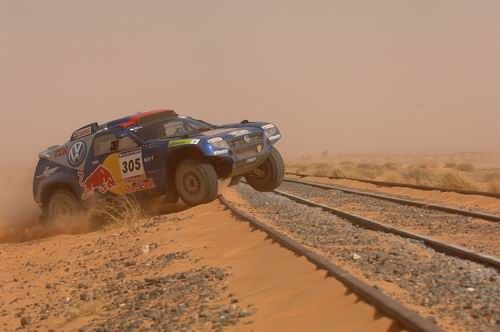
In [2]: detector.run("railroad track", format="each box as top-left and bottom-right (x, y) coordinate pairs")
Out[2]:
(284, 178), (500, 223)
(219, 195), (442, 332)
(286, 171), (500, 199)
(240, 179), (500, 268)
(274, 188), (500, 270)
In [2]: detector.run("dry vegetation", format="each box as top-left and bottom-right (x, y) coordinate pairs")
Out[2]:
(287, 156), (500, 193)
(88, 195), (143, 227)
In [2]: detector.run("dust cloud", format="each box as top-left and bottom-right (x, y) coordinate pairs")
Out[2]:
(0, 170), (92, 243)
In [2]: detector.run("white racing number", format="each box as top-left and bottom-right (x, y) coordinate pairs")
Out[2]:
(119, 149), (145, 179)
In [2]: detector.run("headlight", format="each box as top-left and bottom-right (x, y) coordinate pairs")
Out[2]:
(208, 137), (230, 149)
(262, 124), (279, 140)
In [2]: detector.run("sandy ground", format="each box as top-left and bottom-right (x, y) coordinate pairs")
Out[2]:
(0, 171), (399, 331)
(287, 174), (500, 214)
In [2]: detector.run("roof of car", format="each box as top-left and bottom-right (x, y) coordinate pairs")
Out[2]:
(107, 109), (178, 129)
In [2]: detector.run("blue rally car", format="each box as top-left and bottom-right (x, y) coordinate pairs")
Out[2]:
(33, 110), (284, 221)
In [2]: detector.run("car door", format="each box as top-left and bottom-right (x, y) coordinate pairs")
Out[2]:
(80, 130), (154, 199)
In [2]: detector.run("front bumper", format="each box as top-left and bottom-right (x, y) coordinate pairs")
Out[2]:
(230, 154), (268, 177)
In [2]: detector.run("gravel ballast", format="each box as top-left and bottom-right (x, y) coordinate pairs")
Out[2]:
(280, 181), (500, 257)
(234, 184), (500, 332)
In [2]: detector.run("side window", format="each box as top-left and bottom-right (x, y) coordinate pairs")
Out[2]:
(93, 134), (138, 157)
(118, 137), (138, 151)
(163, 120), (187, 136)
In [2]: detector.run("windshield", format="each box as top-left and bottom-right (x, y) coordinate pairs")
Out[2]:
(131, 117), (216, 140)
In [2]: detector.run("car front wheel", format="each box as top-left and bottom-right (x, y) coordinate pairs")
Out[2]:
(245, 147), (284, 192)
(175, 159), (219, 206)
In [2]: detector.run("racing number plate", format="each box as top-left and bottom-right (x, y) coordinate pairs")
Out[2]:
(119, 149), (145, 179)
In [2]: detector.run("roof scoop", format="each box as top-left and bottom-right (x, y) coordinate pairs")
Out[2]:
(70, 123), (99, 141)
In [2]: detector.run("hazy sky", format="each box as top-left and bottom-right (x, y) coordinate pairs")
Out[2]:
(1, 0), (499, 169)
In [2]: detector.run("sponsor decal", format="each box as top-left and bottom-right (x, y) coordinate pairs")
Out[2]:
(53, 146), (68, 158)
(68, 141), (87, 167)
(213, 149), (229, 156)
(207, 137), (223, 144)
(124, 176), (156, 194)
(246, 157), (257, 163)
(229, 129), (251, 137)
(72, 126), (92, 140)
(36, 166), (59, 179)
(261, 124), (275, 130)
(78, 165), (117, 200)
(168, 139), (200, 147)
(243, 135), (251, 143)
(119, 149), (145, 179)
(269, 134), (281, 141)
(144, 155), (154, 163)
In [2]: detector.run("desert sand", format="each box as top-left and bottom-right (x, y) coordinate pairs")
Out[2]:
(0, 171), (399, 331)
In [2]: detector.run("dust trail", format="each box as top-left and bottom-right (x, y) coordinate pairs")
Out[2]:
(0, 169), (91, 243)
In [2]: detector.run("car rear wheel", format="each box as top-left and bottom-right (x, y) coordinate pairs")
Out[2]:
(245, 147), (284, 192)
(175, 159), (219, 206)
(47, 189), (84, 223)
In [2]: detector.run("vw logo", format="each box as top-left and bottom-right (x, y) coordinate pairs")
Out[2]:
(68, 141), (87, 167)
(243, 135), (251, 143)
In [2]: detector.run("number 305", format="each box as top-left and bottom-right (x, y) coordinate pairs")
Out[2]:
(122, 158), (141, 173)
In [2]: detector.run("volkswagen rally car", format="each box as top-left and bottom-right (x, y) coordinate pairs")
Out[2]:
(33, 110), (284, 221)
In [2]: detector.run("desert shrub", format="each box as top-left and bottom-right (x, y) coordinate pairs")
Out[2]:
(401, 167), (433, 185)
(455, 163), (475, 172)
(348, 167), (378, 180)
(313, 168), (330, 177)
(357, 162), (375, 170)
(313, 162), (330, 170)
(417, 163), (433, 169)
(89, 196), (142, 227)
(445, 162), (457, 169)
(329, 167), (346, 178)
(488, 181), (500, 194)
(310, 162), (331, 176)
(287, 163), (309, 172)
(339, 161), (355, 169)
(438, 171), (477, 190)
(382, 171), (405, 183)
(444, 162), (475, 172)
(483, 171), (500, 182)
(382, 162), (400, 171)
(342, 163), (377, 179)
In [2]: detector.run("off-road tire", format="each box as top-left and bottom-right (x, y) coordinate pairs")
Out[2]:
(175, 159), (219, 206)
(47, 189), (83, 223)
(245, 147), (284, 192)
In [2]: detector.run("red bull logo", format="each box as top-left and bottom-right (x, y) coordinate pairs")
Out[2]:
(78, 165), (117, 200)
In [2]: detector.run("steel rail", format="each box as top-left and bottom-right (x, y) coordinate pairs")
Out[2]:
(218, 195), (443, 332)
(284, 178), (500, 223)
(272, 189), (500, 271)
(286, 171), (500, 199)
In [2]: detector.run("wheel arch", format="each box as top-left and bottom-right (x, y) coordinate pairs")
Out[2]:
(166, 147), (233, 181)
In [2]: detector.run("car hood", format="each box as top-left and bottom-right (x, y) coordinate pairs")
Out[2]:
(195, 127), (263, 140)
